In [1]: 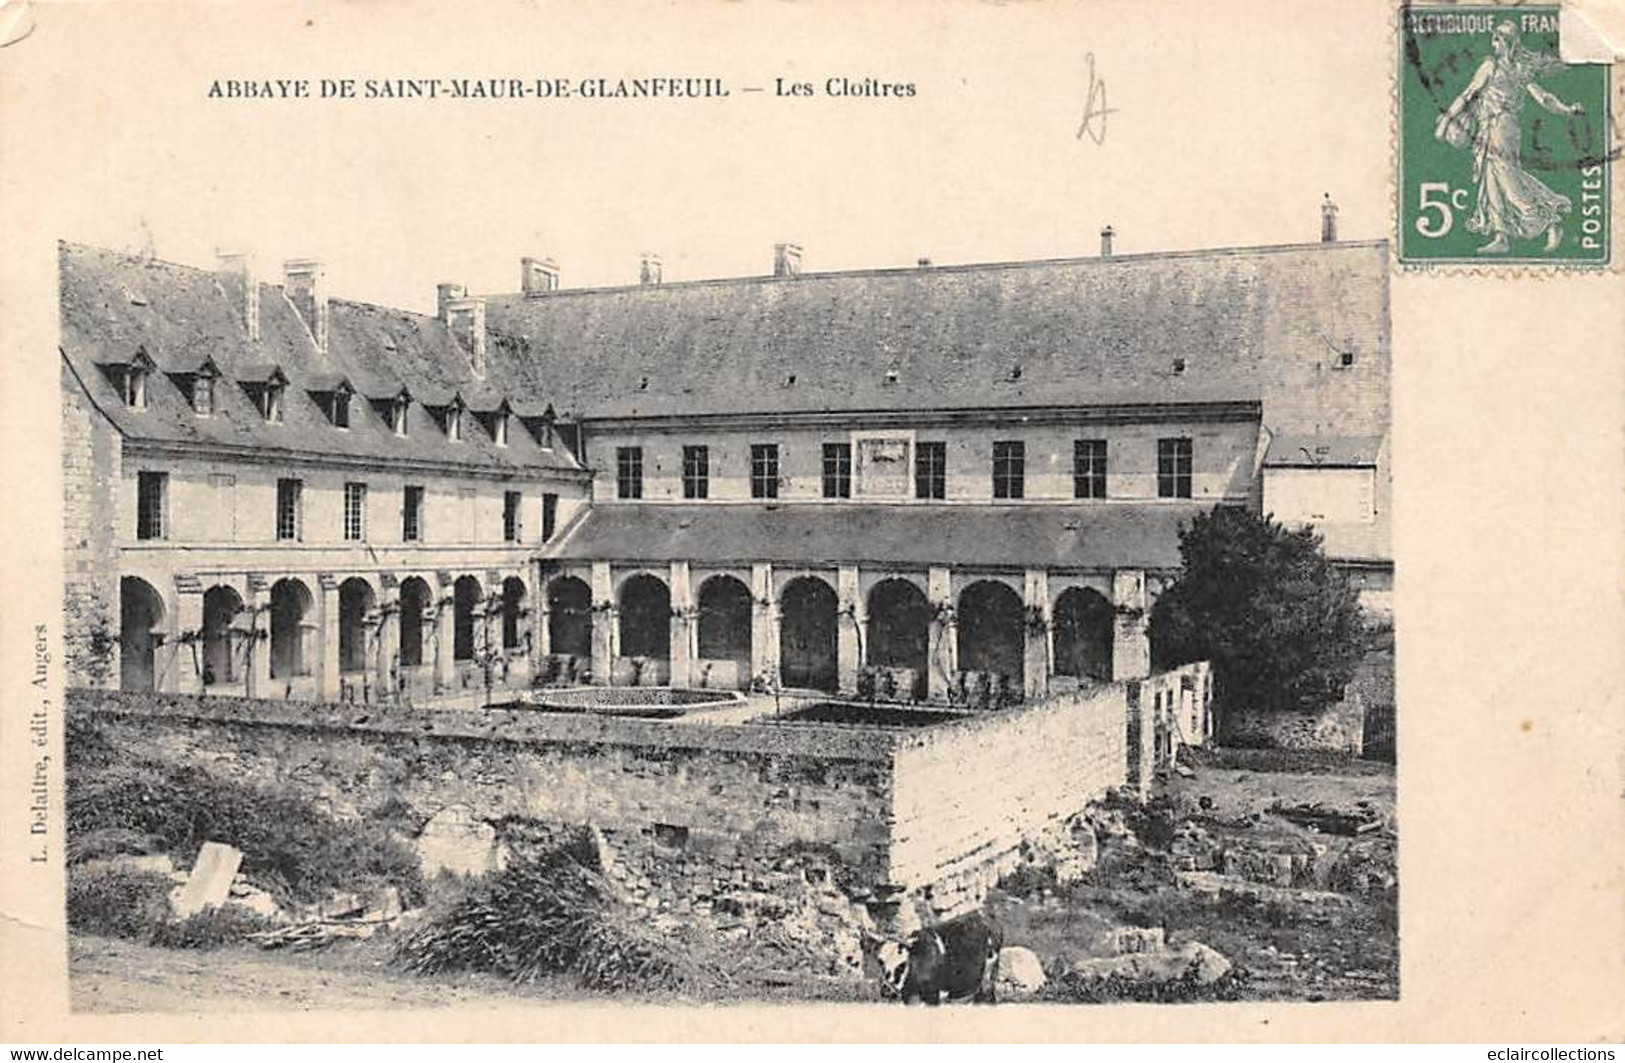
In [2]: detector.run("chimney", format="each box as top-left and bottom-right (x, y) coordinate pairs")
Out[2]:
(639, 253), (663, 286)
(283, 259), (328, 353)
(520, 256), (560, 295)
(444, 295), (487, 378)
(917, 256), (932, 268)
(773, 242), (802, 278)
(436, 282), (467, 320)
(1100, 225), (1115, 258)
(1321, 193), (1339, 243)
(217, 251), (260, 342)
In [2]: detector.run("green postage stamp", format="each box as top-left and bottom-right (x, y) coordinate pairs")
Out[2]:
(1399, 5), (1611, 265)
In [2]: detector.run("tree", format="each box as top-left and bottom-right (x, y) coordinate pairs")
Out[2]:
(1149, 507), (1365, 716)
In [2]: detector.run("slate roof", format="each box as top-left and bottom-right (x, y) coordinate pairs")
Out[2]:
(484, 240), (1390, 422)
(1263, 433), (1383, 468)
(58, 242), (584, 475)
(542, 502), (1211, 571)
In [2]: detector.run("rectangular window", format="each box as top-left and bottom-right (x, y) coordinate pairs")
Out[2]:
(276, 478), (301, 541)
(402, 485), (424, 542)
(822, 442), (852, 499)
(121, 368), (147, 409)
(992, 440), (1025, 499)
(261, 384), (284, 425)
(192, 376), (214, 416)
(446, 405), (462, 441)
(392, 399), (409, 437)
(136, 471), (166, 540)
(915, 441), (947, 500)
(750, 443), (780, 499)
(1158, 437), (1194, 498)
(343, 482), (367, 541)
(503, 490), (522, 542)
(330, 392), (351, 429)
(681, 445), (709, 500)
(1073, 439), (1108, 499)
(541, 493), (559, 542)
(616, 446), (644, 499)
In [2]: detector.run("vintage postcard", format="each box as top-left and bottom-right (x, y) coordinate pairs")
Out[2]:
(0, 0), (1620, 1046)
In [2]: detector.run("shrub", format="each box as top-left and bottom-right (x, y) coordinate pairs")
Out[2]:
(66, 868), (173, 940)
(150, 906), (280, 950)
(396, 847), (692, 992)
(67, 758), (424, 906)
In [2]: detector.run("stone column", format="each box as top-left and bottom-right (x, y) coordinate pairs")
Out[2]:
(1023, 568), (1051, 702)
(173, 578), (204, 695)
(1111, 568), (1151, 681)
(750, 563), (778, 690)
(245, 579), (271, 699)
(532, 559), (550, 660)
(434, 570), (456, 693)
(318, 573), (341, 701)
(927, 566), (956, 702)
(376, 574), (400, 702)
(669, 560), (694, 689)
(590, 561), (615, 686)
(836, 565), (863, 695)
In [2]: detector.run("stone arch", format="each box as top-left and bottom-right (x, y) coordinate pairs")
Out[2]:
(866, 578), (931, 700)
(957, 579), (1025, 689)
(547, 576), (592, 660)
(453, 574), (483, 662)
(779, 576), (838, 693)
(202, 584), (244, 686)
(338, 577), (375, 674)
(1053, 586), (1114, 682)
(398, 576), (433, 668)
(119, 576), (166, 692)
(618, 573), (670, 660)
(500, 576), (527, 651)
(696, 574), (752, 669)
(269, 577), (314, 679)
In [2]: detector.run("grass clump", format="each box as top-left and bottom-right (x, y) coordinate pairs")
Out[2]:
(150, 907), (281, 950)
(66, 868), (174, 940)
(396, 847), (692, 993)
(67, 753), (423, 907)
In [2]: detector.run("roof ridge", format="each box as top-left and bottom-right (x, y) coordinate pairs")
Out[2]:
(485, 238), (1391, 301)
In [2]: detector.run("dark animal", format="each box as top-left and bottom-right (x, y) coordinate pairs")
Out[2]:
(875, 909), (1003, 1004)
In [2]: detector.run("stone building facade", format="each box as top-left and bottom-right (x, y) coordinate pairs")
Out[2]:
(62, 229), (1391, 704)
(59, 243), (591, 701)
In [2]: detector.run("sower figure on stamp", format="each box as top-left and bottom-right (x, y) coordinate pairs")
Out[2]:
(1434, 21), (1584, 254)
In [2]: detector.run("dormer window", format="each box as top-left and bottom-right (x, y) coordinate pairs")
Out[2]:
(540, 404), (557, 448)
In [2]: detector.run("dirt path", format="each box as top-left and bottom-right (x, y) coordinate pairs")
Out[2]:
(70, 935), (581, 1013)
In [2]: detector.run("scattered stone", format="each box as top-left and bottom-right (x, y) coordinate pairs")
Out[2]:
(320, 891), (367, 919)
(1068, 941), (1231, 987)
(996, 946), (1047, 998)
(416, 805), (503, 877)
(1111, 926), (1166, 954)
(171, 842), (242, 917)
(1176, 870), (1358, 909)
(226, 885), (289, 924)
